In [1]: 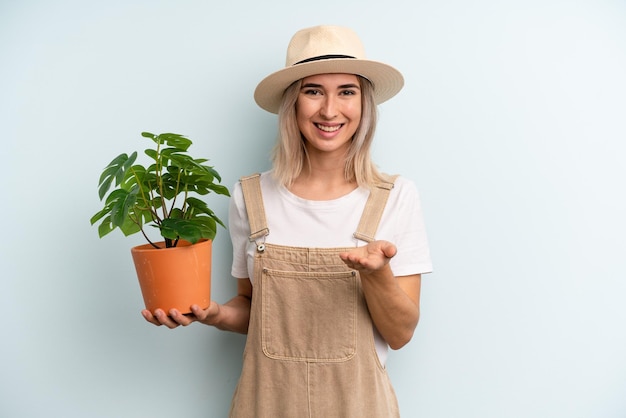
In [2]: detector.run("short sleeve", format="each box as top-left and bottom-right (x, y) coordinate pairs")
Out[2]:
(385, 177), (433, 276)
(229, 181), (251, 279)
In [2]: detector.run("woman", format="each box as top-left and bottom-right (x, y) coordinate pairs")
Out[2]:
(143, 25), (432, 417)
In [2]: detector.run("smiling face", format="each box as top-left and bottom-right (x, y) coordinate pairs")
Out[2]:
(296, 73), (362, 158)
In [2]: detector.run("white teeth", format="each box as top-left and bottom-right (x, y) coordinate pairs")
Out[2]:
(316, 124), (341, 132)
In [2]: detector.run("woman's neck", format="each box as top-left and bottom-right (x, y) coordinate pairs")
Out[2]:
(289, 162), (357, 201)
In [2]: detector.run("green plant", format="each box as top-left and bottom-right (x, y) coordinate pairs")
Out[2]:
(90, 131), (230, 249)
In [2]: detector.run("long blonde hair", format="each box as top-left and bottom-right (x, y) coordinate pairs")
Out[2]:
(271, 76), (385, 188)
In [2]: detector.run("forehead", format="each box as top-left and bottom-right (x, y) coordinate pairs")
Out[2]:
(301, 73), (360, 86)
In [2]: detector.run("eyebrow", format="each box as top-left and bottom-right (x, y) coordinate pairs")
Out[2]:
(301, 83), (361, 89)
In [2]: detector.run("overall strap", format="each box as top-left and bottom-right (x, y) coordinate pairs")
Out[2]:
(239, 173), (269, 242)
(353, 175), (399, 243)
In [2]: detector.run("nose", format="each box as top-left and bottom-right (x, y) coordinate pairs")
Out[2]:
(319, 95), (338, 119)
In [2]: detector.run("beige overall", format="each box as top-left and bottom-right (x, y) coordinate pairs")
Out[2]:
(229, 174), (400, 418)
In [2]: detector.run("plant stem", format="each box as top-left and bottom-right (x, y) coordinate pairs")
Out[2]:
(155, 136), (169, 220)
(142, 229), (160, 249)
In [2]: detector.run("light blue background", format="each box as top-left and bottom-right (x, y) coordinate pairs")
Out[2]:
(1, 1), (625, 417)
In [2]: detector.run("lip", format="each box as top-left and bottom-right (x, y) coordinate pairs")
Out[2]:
(314, 122), (344, 135)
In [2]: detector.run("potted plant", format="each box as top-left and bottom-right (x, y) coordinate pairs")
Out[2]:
(90, 131), (230, 314)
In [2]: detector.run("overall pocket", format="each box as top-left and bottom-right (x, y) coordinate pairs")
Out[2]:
(261, 268), (358, 362)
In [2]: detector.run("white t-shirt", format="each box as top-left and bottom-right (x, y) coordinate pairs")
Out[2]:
(229, 171), (432, 364)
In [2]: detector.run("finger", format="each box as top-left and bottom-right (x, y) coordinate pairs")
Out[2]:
(168, 309), (196, 327)
(341, 251), (361, 263)
(382, 242), (397, 259)
(192, 302), (221, 326)
(190, 304), (209, 320)
(141, 309), (162, 326)
(153, 308), (180, 329)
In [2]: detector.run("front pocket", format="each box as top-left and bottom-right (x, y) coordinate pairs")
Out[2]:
(261, 268), (358, 362)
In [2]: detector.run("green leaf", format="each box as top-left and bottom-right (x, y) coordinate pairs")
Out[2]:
(206, 183), (231, 196)
(90, 206), (109, 225)
(142, 131), (160, 146)
(195, 217), (218, 240)
(121, 165), (147, 191)
(97, 215), (115, 238)
(185, 198), (226, 229)
(108, 188), (138, 227)
(205, 165), (222, 182)
(119, 213), (143, 236)
(141, 132), (156, 139)
(160, 218), (202, 243)
(169, 208), (185, 219)
(185, 197), (210, 213)
(97, 152), (137, 200)
(160, 133), (192, 151)
(145, 149), (158, 161)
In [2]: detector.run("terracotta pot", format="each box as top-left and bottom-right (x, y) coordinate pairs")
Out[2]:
(130, 239), (212, 315)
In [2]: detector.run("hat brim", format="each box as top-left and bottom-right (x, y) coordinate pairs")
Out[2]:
(254, 58), (404, 114)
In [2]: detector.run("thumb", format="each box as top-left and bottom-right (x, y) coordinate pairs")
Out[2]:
(381, 241), (398, 259)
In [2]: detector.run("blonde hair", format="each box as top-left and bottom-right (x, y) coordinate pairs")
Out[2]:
(271, 76), (384, 188)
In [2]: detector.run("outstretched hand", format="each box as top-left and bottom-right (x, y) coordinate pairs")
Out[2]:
(141, 301), (221, 329)
(339, 240), (397, 274)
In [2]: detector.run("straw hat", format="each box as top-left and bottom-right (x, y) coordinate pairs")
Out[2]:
(254, 25), (404, 114)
